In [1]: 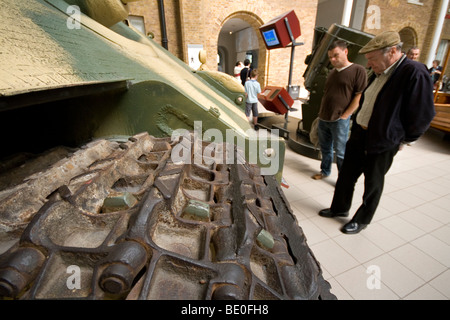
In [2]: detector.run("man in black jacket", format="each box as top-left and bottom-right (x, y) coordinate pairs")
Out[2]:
(318, 31), (436, 234)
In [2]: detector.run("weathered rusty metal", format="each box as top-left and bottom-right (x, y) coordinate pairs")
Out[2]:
(99, 241), (149, 294)
(0, 132), (335, 300)
(0, 247), (46, 297)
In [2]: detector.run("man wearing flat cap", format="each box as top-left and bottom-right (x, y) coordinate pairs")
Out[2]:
(319, 31), (436, 234)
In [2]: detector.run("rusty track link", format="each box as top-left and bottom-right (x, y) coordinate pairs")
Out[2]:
(0, 132), (335, 300)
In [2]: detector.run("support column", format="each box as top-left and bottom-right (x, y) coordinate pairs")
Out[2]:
(426, 0), (449, 68)
(342, 0), (354, 27)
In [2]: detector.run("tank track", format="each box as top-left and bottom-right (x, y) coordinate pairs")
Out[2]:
(0, 132), (335, 300)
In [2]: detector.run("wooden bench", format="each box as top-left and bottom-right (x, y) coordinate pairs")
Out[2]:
(432, 92), (450, 133)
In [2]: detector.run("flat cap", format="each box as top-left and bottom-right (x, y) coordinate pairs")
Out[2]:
(359, 31), (401, 54)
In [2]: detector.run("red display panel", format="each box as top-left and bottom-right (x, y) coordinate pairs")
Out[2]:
(259, 10), (301, 49)
(258, 86), (294, 115)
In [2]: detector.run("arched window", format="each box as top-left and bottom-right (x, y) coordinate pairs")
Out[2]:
(399, 27), (418, 54)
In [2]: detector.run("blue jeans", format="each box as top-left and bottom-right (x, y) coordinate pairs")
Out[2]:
(317, 118), (350, 176)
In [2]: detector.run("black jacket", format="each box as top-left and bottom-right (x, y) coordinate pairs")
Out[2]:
(355, 57), (436, 154)
(240, 67), (252, 86)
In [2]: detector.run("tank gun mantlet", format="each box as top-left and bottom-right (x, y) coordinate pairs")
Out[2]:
(193, 49), (246, 107)
(199, 71), (245, 94)
(194, 70), (247, 108)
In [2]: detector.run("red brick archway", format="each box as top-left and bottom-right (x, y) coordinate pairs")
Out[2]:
(214, 11), (268, 86)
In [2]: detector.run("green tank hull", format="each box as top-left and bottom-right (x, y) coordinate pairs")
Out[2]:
(0, 0), (284, 180)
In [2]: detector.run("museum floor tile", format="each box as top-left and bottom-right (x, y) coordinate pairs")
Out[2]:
(280, 127), (450, 300)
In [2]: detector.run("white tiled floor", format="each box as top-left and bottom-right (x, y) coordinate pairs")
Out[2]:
(280, 126), (450, 300)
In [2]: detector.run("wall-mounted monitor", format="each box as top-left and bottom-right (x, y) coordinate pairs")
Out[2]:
(262, 29), (280, 47)
(259, 10), (301, 50)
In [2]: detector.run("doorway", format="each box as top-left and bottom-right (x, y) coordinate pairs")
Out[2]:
(218, 17), (260, 76)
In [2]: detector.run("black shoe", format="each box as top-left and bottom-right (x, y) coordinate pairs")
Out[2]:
(319, 208), (349, 218)
(341, 221), (367, 234)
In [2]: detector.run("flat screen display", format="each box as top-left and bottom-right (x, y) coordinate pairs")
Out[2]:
(262, 29), (280, 47)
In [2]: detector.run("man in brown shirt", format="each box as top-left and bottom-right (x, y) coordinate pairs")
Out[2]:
(312, 40), (367, 180)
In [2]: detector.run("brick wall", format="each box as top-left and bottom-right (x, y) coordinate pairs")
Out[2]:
(128, 0), (318, 88)
(126, 0), (183, 58)
(127, 0), (450, 88)
(362, 0), (441, 65)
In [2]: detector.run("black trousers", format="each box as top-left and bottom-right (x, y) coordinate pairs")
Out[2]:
(330, 124), (399, 224)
